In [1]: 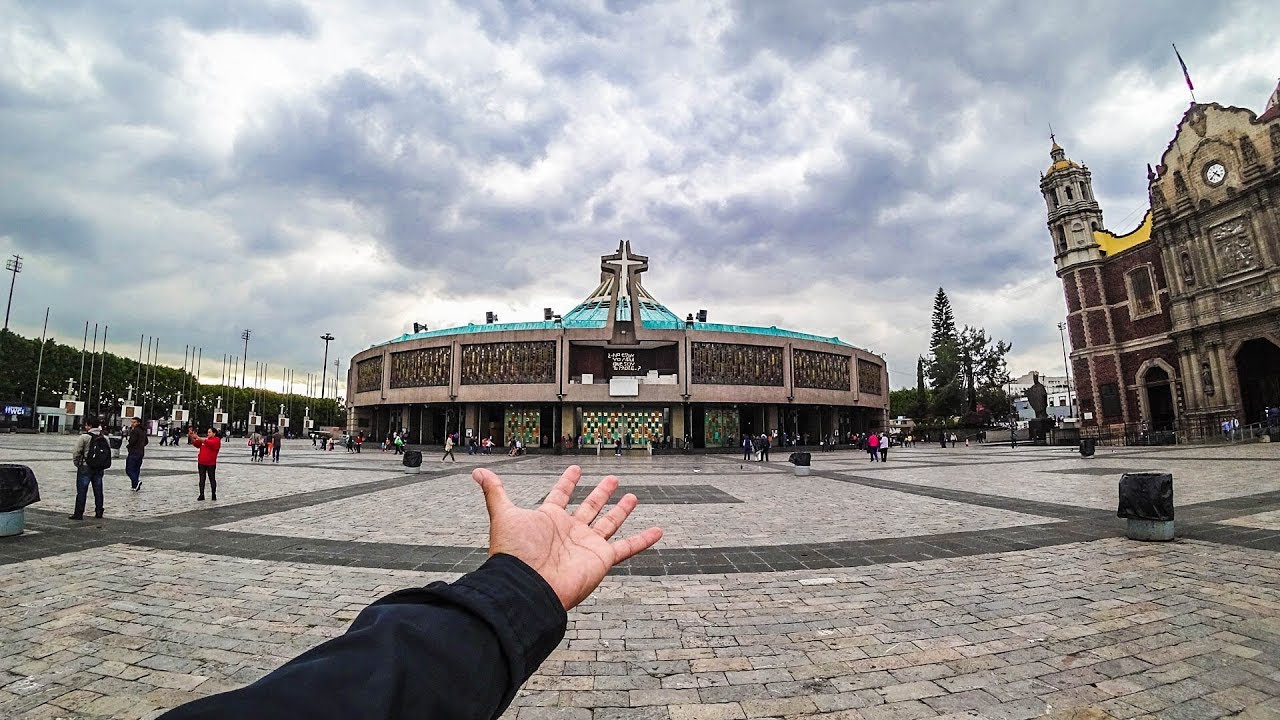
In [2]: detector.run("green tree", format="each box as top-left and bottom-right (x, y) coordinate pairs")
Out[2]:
(889, 387), (921, 419)
(914, 356), (929, 419)
(957, 326), (1012, 413)
(926, 289), (961, 408)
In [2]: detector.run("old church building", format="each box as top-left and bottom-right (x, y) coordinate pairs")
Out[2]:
(1043, 82), (1280, 434)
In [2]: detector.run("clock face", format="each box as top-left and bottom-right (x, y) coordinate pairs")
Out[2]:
(1205, 162), (1226, 186)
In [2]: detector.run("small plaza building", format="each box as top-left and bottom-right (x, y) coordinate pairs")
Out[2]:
(346, 242), (888, 448)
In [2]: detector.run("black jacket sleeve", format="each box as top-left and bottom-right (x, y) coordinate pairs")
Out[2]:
(159, 553), (567, 720)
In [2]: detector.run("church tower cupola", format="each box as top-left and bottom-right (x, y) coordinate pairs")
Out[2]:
(1039, 136), (1106, 275)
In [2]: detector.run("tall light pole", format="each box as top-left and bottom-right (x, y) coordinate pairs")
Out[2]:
(1058, 321), (1074, 417)
(3, 254), (22, 332)
(240, 329), (251, 387)
(320, 333), (334, 399)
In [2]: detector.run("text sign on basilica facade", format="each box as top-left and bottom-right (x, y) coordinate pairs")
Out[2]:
(607, 351), (641, 374)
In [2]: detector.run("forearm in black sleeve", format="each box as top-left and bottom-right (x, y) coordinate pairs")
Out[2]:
(159, 553), (568, 720)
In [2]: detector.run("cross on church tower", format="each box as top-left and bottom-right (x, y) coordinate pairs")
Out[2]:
(601, 240), (649, 304)
(66, 378), (76, 397)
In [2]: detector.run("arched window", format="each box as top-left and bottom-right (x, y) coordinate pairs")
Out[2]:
(1080, 183), (1090, 200)
(1127, 266), (1158, 317)
(1055, 225), (1067, 254)
(1090, 221), (1099, 231)
(1065, 185), (1075, 201)
(1046, 190), (1058, 210)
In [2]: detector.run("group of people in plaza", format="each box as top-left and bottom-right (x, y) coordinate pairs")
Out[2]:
(248, 430), (284, 462)
(741, 433), (772, 461)
(69, 415), (225, 519)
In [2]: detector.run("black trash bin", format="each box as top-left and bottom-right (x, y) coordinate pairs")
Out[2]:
(1079, 438), (1096, 457)
(0, 464), (40, 537)
(789, 451), (811, 476)
(1118, 472), (1174, 541)
(402, 450), (423, 471)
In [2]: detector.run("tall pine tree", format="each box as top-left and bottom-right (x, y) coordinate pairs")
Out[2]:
(926, 288), (961, 396)
(929, 287), (957, 351)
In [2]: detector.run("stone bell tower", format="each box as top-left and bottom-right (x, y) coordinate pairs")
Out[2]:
(1040, 138), (1106, 275)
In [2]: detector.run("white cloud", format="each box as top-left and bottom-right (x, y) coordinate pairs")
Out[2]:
(2, 0), (1278, 396)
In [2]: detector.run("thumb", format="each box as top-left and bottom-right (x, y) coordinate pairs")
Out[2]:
(472, 468), (514, 518)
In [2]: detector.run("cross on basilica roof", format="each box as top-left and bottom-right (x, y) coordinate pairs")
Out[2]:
(601, 240), (648, 300)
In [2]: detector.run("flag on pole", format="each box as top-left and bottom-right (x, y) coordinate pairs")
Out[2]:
(1173, 44), (1194, 92)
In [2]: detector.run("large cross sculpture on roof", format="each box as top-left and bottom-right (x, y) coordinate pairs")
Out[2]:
(601, 240), (648, 306)
(600, 240), (649, 337)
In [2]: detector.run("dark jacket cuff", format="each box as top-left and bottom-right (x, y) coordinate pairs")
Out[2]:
(374, 553), (567, 706)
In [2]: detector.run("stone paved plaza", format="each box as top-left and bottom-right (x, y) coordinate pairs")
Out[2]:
(2, 436), (1279, 719)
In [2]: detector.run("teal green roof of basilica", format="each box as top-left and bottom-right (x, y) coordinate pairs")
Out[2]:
(370, 241), (851, 349)
(373, 318), (850, 348)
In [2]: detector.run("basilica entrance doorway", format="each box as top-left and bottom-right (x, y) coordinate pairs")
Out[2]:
(1142, 367), (1176, 432)
(1235, 338), (1280, 425)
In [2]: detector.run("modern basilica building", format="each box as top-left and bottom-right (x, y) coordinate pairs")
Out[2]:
(347, 242), (888, 449)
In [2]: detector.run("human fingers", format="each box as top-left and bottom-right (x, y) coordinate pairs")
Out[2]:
(473, 468), (515, 517)
(572, 475), (618, 525)
(591, 492), (638, 539)
(542, 465), (582, 510)
(609, 527), (664, 564)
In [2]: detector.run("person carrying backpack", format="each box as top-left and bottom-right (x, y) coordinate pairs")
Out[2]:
(71, 415), (112, 520)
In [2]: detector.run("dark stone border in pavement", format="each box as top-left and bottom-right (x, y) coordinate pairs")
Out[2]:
(548, 484), (743, 505)
(821, 471), (1107, 521)
(4, 451), (1280, 575)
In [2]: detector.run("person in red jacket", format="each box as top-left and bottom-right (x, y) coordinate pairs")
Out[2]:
(188, 426), (223, 501)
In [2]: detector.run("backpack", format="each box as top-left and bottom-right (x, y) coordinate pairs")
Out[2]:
(84, 434), (113, 470)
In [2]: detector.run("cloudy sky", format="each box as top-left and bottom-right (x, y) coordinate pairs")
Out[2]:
(3, 0), (1279, 397)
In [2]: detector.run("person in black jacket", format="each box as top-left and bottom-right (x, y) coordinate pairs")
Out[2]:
(124, 417), (148, 491)
(159, 464), (663, 719)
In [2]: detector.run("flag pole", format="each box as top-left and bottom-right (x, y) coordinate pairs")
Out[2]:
(1173, 43), (1197, 104)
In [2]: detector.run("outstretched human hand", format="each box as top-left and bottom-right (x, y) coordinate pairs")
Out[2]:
(473, 465), (662, 610)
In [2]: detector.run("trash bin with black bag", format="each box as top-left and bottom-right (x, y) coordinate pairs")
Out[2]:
(789, 451), (812, 477)
(1079, 438), (1096, 457)
(402, 449), (423, 474)
(1117, 472), (1174, 541)
(110, 434), (124, 459)
(0, 464), (40, 537)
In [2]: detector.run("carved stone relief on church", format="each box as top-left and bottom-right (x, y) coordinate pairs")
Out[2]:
(461, 341), (556, 385)
(390, 346), (451, 388)
(1220, 283), (1269, 306)
(1240, 136), (1259, 165)
(1209, 219), (1258, 277)
(1179, 251), (1196, 286)
(691, 342), (783, 386)
(356, 356), (384, 393)
(792, 349), (850, 391)
(856, 359), (883, 395)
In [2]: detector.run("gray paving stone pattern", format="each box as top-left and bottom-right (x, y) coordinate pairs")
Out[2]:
(2, 435), (1279, 719)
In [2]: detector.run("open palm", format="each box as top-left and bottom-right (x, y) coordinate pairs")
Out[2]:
(473, 465), (663, 610)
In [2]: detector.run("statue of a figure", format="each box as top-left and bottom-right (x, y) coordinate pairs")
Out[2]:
(1201, 362), (1215, 397)
(1026, 371), (1049, 419)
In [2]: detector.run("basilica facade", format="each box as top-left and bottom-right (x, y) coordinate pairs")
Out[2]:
(346, 242), (888, 448)
(1043, 82), (1280, 435)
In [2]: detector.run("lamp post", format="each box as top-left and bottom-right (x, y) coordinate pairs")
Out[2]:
(240, 329), (252, 387)
(3, 254), (22, 332)
(320, 333), (334, 399)
(1057, 321), (1073, 417)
